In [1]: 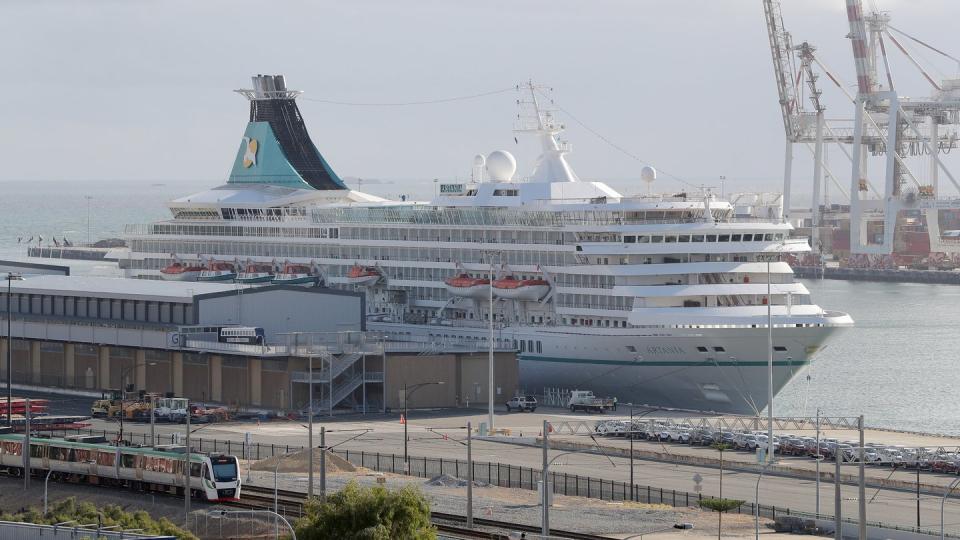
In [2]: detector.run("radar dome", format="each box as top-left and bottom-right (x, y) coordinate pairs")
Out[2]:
(641, 166), (657, 184)
(473, 154), (486, 167)
(486, 150), (517, 182)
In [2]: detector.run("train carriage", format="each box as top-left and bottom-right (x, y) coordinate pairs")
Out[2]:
(0, 434), (241, 502)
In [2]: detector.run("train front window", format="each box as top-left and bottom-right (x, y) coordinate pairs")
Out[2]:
(212, 461), (238, 481)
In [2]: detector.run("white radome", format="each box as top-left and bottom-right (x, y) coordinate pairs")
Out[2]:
(486, 150), (517, 182)
(641, 165), (657, 184)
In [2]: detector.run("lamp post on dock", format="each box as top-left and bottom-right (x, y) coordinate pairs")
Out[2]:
(5, 272), (23, 426)
(482, 250), (502, 436)
(766, 256), (774, 463)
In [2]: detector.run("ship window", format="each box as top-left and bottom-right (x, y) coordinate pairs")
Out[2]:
(696, 346), (708, 353)
(731, 234), (742, 242)
(636, 235), (649, 243)
(537, 341), (542, 353)
(626, 345), (637, 352)
(624, 236), (636, 243)
(775, 233), (784, 240)
(773, 346), (787, 352)
(520, 341), (526, 352)
(718, 235), (730, 242)
(713, 346), (726, 352)
(706, 235), (717, 242)
(664, 236), (677, 243)
(692, 235), (705, 242)
(742, 234), (753, 241)
(651, 236), (664, 243)
(528, 340), (534, 352)
(764, 234), (774, 241)
(678, 235), (691, 243)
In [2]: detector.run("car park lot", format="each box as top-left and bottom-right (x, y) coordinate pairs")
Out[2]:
(589, 415), (960, 479)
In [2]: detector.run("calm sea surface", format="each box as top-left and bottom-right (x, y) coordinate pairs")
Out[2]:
(1, 180), (957, 434)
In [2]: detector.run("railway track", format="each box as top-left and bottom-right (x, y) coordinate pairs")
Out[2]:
(232, 485), (616, 540)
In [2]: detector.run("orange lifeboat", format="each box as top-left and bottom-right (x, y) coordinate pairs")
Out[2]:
(444, 273), (490, 299)
(492, 275), (550, 301)
(160, 260), (204, 281)
(347, 265), (382, 287)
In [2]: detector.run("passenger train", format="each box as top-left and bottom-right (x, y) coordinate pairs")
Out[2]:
(0, 433), (241, 502)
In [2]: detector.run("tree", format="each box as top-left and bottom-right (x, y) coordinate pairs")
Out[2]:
(295, 481), (436, 540)
(0, 497), (196, 540)
(707, 441), (738, 540)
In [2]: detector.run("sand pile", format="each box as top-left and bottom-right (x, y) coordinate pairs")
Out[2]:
(251, 448), (356, 473)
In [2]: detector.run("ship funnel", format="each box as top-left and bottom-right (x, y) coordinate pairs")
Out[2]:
(230, 75), (346, 190)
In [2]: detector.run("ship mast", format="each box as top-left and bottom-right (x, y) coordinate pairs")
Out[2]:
(514, 81), (580, 183)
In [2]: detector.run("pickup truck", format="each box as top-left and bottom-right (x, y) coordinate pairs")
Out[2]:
(567, 390), (616, 413)
(505, 395), (538, 412)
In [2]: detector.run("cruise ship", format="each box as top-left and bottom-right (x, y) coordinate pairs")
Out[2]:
(122, 75), (854, 415)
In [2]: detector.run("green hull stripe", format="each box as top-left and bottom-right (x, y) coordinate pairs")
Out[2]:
(518, 355), (809, 367)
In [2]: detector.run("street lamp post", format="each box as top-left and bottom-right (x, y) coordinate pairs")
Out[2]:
(626, 405), (662, 501)
(5, 272), (23, 426)
(403, 381), (444, 473)
(766, 256), (774, 463)
(940, 477), (960, 540)
(482, 249), (501, 436)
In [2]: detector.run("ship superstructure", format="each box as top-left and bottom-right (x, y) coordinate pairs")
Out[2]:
(122, 75), (853, 414)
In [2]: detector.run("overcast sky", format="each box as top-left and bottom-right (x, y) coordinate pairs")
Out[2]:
(3, 0), (959, 200)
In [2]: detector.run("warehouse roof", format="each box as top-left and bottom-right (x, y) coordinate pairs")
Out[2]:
(5, 275), (238, 302)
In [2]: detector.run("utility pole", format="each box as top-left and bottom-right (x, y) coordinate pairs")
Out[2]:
(835, 449), (842, 540)
(858, 415), (866, 540)
(487, 255), (495, 436)
(308, 354), (314, 499)
(630, 406), (635, 501)
(320, 427), (326, 501)
(766, 257), (775, 462)
(185, 399), (191, 521)
(815, 409), (821, 516)
(541, 419), (549, 537)
(467, 421), (473, 528)
(23, 398), (31, 490)
(149, 394), (155, 448)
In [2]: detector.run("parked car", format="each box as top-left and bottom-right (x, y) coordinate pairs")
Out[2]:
(505, 395), (537, 412)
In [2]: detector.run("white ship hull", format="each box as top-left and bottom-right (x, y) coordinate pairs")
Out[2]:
(372, 321), (844, 415)
(516, 325), (837, 415)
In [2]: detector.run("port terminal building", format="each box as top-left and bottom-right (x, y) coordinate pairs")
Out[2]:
(0, 274), (518, 413)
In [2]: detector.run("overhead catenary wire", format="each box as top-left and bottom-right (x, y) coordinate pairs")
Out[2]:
(300, 86), (517, 106)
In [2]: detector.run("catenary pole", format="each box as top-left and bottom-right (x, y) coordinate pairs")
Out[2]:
(308, 354), (314, 499)
(467, 421), (473, 528)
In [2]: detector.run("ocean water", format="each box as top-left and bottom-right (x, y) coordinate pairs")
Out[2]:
(1, 180), (957, 434)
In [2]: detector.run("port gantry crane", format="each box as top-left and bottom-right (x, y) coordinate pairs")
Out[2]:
(842, 0), (960, 264)
(763, 0), (863, 255)
(764, 0), (960, 267)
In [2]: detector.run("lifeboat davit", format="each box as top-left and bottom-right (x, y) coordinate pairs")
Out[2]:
(236, 262), (275, 284)
(198, 261), (238, 282)
(160, 260), (204, 281)
(444, 273), (491, 299)
(347, 265), (382, 287)
(492, 276), (550, 301)
(272, 263), (320, 286)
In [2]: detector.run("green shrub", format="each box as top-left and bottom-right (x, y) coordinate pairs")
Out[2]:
(295, 481), (436, 540)
(0, 497), (196, 540)
(699, 497), (745, 513)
